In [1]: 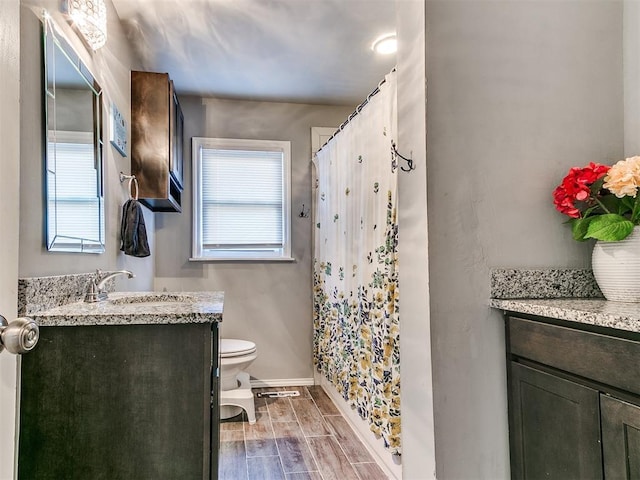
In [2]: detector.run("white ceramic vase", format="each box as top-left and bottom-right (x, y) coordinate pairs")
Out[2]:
(592, 226), (640, 302)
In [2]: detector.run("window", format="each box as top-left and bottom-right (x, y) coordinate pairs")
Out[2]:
(46, 130), (104, 252)
(191, 137), (292, 261)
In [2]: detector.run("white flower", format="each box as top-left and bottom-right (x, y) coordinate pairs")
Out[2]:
(604, 156), (640, 198)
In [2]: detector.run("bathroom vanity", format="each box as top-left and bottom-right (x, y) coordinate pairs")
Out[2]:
(491, 298), (640, 479)
(18, 292), (223, 480)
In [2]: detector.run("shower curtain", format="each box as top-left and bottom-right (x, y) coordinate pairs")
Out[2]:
(313, 70), (400, 454)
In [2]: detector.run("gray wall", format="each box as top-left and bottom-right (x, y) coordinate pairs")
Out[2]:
(50, 89), (93, 131)
(19, 0), (154, 291)
(154, 97), (353, 381)
(425, 1), (623, 478)
(625, 0), (640, 157)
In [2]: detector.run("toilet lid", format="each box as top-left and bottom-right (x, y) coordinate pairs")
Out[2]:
(220, 339), (257, 358)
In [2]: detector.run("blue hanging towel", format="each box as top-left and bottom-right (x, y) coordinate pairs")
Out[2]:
(120, 199), (150, 257)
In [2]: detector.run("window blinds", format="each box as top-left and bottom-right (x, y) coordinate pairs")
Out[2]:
(47, 138), (102, 246)
(201, 148), (284, 249)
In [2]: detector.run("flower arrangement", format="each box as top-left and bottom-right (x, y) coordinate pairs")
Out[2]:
(553, 156), (640, 242)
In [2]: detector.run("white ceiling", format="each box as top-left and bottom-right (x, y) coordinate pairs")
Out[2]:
(112, 0), (397, 106)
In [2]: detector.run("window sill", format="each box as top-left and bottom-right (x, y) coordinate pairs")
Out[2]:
(189, 257), (297, 263)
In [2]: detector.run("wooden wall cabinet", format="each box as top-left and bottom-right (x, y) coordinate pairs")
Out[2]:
(131, 71), (184, 212)
(18, 323), (220, 479)
(505, 315), (640, 479)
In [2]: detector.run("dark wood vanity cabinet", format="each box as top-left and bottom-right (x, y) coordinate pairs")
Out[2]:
(18, 322), (219, 480)
(131, 70), (184, 212)
(506, 315), (640, 479)
(601, 395), (640, 478)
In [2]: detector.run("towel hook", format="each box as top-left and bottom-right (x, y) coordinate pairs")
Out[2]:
(391, 141), (415, 172)
(119, 172), (139, 200)
(298, 204), (310, 218)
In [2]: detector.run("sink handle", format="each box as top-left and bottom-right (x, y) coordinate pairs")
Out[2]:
(0, 315), (39, 354)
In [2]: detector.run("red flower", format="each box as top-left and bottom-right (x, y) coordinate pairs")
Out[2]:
(553, 162), (610, 218)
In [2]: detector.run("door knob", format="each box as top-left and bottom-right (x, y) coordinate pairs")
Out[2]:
(0, 315), (39, 354)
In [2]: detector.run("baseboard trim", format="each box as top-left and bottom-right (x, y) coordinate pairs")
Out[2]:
(249, 378), (315, 388)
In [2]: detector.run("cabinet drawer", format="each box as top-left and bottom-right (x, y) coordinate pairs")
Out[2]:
(509, 316), (640, 397)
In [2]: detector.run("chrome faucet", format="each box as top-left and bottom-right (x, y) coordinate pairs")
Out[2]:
(84, 269), (135, 303)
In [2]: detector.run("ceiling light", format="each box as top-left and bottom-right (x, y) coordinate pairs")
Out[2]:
(62, 0), (108, 51)
(371, 33), (397, 55)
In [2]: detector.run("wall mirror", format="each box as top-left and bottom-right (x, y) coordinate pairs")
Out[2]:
(43, 17), (105, 253)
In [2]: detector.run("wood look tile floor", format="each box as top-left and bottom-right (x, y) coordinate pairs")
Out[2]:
(219, 386), (390, 480)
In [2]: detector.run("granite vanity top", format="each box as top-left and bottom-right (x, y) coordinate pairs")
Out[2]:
(490, 298), (640, 334)
(489, 268), (640, 334)
(31, 291), (224, 327)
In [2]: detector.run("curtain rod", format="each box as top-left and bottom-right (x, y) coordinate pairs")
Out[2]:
(316, 67), (396, 155)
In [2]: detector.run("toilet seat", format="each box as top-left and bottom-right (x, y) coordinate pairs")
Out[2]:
(221, 339), (257, 358)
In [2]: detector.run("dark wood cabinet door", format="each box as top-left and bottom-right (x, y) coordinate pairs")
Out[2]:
(131, 71), (182, 212)
(19, 323), (214, 480)
(601, 395), (640, 479)
(509, 362), (603, 480)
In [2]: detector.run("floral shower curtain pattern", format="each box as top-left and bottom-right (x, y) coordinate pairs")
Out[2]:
(312, 70), (400, 454)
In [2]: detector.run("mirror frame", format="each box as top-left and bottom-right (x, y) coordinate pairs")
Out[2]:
(42, 16), (105, 254)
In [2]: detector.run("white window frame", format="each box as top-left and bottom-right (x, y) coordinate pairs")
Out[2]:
(191, 137), (293, 261)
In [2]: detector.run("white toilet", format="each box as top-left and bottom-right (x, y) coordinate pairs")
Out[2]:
(219, 338), (258, 423)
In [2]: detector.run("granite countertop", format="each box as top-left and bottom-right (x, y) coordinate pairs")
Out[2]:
(490, 298), (640, 334)
(32, 291), (224, 327)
